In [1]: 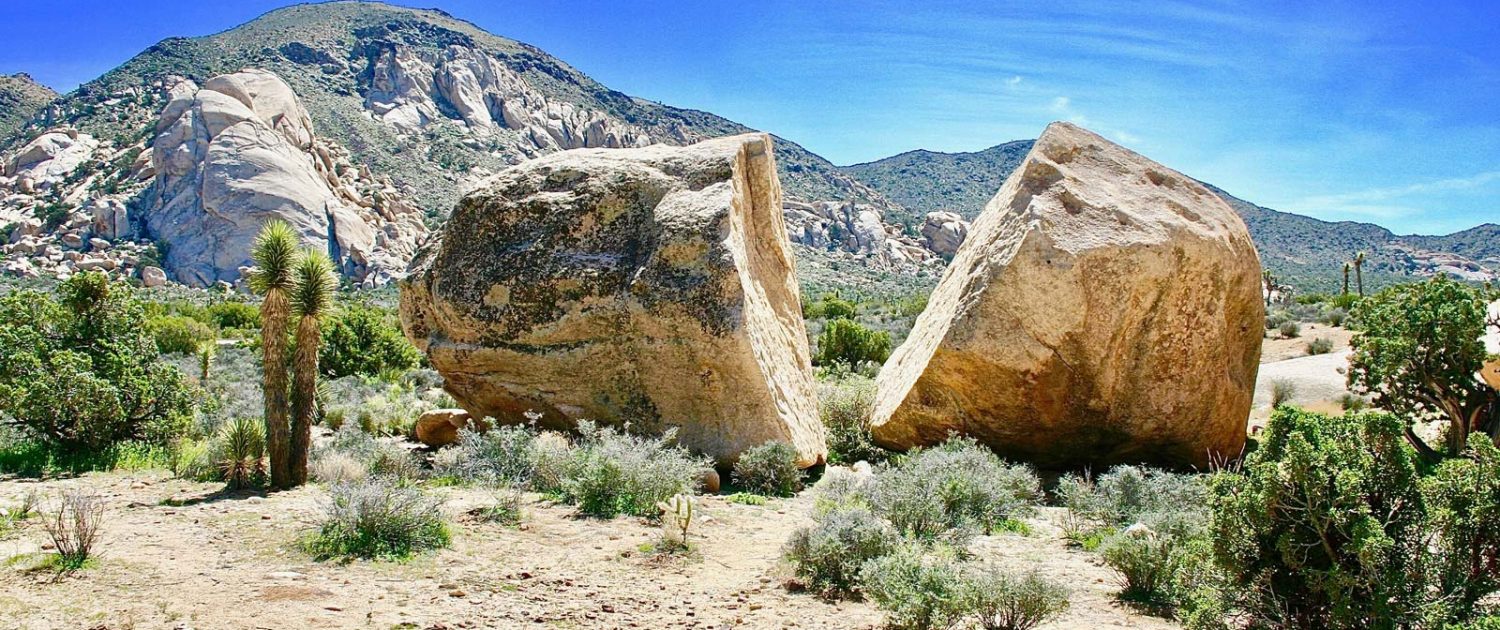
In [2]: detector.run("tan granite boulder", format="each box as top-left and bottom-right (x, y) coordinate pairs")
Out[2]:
(399, 134), (825, 467)
(871, 122), (1264, 469)
(414, 408), (488, 447)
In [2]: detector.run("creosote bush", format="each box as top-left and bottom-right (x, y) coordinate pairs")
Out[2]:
(814, 318), (892, 368)
(868, 437), (1039, 540)
(784, 506), (901, 596)
(304, 477), (449, 561)
(558, 421), (710, 519)
(731, 441), (804, 497)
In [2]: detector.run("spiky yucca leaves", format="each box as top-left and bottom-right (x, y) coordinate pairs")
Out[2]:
(250, 220), (299, 489)
(217, 416), (267, 490)
(289, 250), (337, 486)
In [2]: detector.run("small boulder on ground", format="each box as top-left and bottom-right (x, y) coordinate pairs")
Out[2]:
(413, 409), (489, 447)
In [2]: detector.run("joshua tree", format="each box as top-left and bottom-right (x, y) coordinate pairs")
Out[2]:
(288, 250), (336, 486)
(1353, 252), (1366, 297)
(1262, 269), (1276, 306)
(249, 221), (298, 489)
(1342, 262), (1351, 296)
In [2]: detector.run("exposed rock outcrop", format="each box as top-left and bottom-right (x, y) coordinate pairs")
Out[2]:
(921, 211), (969, 257)
(400, 133), (825, 466)
(871, 122), (1264, 469)
(146, 69), (427, 287)
(783, 200), (936, 268)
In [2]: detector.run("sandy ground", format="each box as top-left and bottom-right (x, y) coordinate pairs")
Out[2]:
(0, 472), (1176, 630)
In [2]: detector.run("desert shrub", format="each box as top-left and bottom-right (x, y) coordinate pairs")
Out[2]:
(43, 491), (105, 571)
(804, 294), (857, 320)
(0, 272), (196, 452)
(1270, 379), (1297, 408)
(1265, 310), (1292, 330)
(1423, 435), (1500, 624)
(784, 506), (900, 595)
(1210, 407), (1428, 627)
(818, 374), (890, 465)
(1331, 293), (1360, 310)
(868, 437), (1039, 540)
(310, 451), (367, 484)
(1320, 307), (1349, 327)
(1305, 336), (1334, 355)
(959, 566), (1071, 630)
(479, 485), (525, 526)
(149, 314), (216, 355)
(529, 431), (573, 494)
(317, 424), (420, 482)
(1100, 511), (1206, 605)
(205, 300), (260, 330)
(1278, 320), (1301, 338)
(860, 544), (966, 629)
(558, 421), (710, 518)
(318, 303), (421, 379)
(814, 318), (892, 367)
(812, 466), (875, 516)
(214, 416), (266, 489)
(304, 478), (449, 561)
(435, 424), (537, 487)
(1057, 465), (1206, 547)
(732, 441), (804, 497)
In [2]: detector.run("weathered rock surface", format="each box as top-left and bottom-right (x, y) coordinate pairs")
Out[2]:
(3, 129), (97, 191)
(400, 133), (825, 466)
(921, 211), (969, 257)
(145, 69), (427, 288)
(783, 200), (937, 268)
(871, 122), (1264, 469)
(414, 408), (487, 447)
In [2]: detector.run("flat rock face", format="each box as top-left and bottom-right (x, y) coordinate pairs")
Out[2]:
(399, 133), (825, 466)
(146, 69), (426, 288)
(871, 122), (1263, 469)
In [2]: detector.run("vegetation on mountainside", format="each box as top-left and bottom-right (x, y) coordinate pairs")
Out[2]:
(0, 73), (56, 140)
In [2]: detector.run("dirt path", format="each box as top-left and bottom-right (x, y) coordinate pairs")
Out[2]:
(0, 472), (1175, 630)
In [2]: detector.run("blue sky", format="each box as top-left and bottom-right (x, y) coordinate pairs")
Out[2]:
(2, 0), (1497, 235)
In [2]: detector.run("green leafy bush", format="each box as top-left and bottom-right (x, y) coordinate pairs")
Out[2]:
(814, 318), (892, 368)
(868, 437), (1039, 540)
(1348, 275), (1499, 454)
(859, 544), (966, 629)
(304, 478), (449, 561)
(318, 303), (421, 379)
(0, 273), (196, 451)
(804, 294), (857, 320)
(149, 314), (216, 355)
(205, 300), (260, 330)
(1100, 511), (1205, 605)
(558, 421), (710, 518)
(784, 506), (901, 596)
(731, 441), (804, 497)
(1210, 407), (1429, 627)
(817, 374), (890, 465)
(959, 566), (1071, 630)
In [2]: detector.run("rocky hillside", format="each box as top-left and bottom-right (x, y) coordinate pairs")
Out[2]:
(842, 140), (1031, 229)
(0, 74), (56, 140)
(0, 2), (939, 291)
(847, 140), (1498, 292)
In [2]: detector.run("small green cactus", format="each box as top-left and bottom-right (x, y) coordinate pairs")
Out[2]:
(656, 493), (694, 550)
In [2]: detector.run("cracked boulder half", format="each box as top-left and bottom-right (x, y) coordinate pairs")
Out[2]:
(871, 122), (1264, 469)
(399, 133), (825, 467)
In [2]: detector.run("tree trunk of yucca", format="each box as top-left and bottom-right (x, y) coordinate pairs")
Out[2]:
(262, 291), (292, 490)
(290, 315), (320, 487)
(1356, 263), (1364, 297)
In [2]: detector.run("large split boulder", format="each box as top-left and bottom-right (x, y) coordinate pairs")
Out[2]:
(399, 133), (825, 466)
(871, 122), (1264, 469)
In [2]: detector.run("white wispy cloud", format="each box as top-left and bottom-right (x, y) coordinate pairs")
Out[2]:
(1298, 171), (1500, 205)
(1006, 75), (1024, 86)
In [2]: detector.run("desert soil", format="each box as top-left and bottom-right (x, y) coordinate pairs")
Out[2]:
(0, 472), (1176, 630)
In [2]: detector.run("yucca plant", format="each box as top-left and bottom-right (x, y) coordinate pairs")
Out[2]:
(217, 416), (267, 490)
(197, 338), (217, 382)
(250, 220), (298, 489)
(289, 250), (337, 487)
